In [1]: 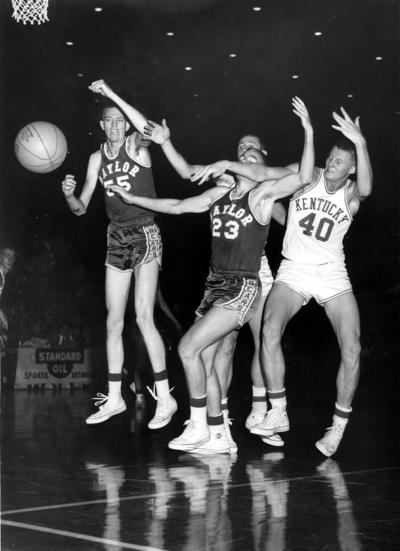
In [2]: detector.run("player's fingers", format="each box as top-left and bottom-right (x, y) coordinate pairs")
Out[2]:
(332, 112), (344, 124)
(292, 96), (304, 107)
(198, 169), (212, 185)
(340, 106), (351, 121)
(146, 120), (156, 129)
(190, 166), (207, 180)
(331, 124), (345, 133)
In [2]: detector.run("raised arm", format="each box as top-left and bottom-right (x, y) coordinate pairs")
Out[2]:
(108, 183), (226, 215)
(191, 96), (312, 186)
(292, 96), (315, 187)
(332, 107), (373, 198)
(61, 151), (101, 216)
(254, 98), (314, 206)
(89, 79), (148, 134)
(144, 119), (206, 181)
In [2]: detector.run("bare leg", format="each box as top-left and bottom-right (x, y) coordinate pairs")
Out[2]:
(134, 259), (177, 429)
(316, 292), (361, 457)
(178, 307), (240, 406)
(248, 295), (267, 387)
(324, 292), (361, 408)
(249, 283), (303, 439)
(201, 340), (225, 417)
(105, 267), (132, 377)
(134, 259), (165, 377)
(169, 306), (240, 452)
(262, 283), (303, 392)
(213, 331), (239, 400)
(85, 267), (131, 424)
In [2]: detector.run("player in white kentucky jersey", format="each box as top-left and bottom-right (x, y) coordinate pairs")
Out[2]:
(109, 97), (314, 455)
(61, 80), (177, 430)
(196, 105), (373, 457)
(252, 108), (373, 457)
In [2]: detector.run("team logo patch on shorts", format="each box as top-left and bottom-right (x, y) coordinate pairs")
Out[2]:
(234, 278), (258, 312)
(144, 223), (163, 261)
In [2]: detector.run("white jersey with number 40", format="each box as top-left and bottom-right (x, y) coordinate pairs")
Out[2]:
(282, 168), (353, 265)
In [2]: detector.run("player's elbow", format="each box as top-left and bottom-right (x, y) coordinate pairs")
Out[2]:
(362, 180), (373, 199)
(73, 202), (87, 216)
(299, 173), (312, 186)
(167, 201), (185, 215)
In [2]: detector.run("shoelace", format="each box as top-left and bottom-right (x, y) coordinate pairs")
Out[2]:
(146, 384), (175, 401)
(181, 419), (199, 435)
(324, 424), (344, 446)
(91, 393), (108, 407)
(264, 408), (284, 426)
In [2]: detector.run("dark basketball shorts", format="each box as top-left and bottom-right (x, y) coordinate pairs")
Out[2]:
(105, 221), (162, 272)
(195, 271), (260, 327)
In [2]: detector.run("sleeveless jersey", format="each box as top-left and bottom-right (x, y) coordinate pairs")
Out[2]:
(282, 168), (353, 264)
(209, 188), (270, 276)
(98, 137), (156, 226)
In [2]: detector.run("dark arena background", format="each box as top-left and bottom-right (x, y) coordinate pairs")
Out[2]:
(0, 1), (399, 550)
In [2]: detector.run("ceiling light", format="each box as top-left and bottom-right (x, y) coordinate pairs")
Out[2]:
(292, 74), (299, 79)
(77, 73), (84, 78)
(185, 66), (192, 71)
(66, 41), (74, 46)
(253, 7), (262, 12)
(94, 7), (102, 12)
(314, 31), (322, 36)
(347, 94), (354, 98)
(229, 53), (237, 58)
(375, 56), (383, 61)
(166, 32), (175, 37)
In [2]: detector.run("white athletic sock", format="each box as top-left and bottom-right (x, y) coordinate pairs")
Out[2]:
(252, 385), (267, 413)
(333, 403), (352, 427)
(269, 388), (287, 410)
(155, 378), (170, 399)
(108, 380), (122, 401)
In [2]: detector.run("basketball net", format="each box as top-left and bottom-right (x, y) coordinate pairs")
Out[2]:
(11, 0), (49, 25)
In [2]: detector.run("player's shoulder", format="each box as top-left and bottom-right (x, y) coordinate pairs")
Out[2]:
(88, 149), (102, 169)
(208, 184), (230, 201)
(90, 149), (101, 160)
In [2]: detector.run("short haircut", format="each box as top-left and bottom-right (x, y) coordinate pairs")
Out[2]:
(331, 137), (356, 158)
(101, 101), (126, 120)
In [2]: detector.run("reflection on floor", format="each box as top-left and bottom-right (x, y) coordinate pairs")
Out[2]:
(1, 371), (400, 550)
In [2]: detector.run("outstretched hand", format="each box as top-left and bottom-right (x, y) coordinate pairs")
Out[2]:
(292, 96), (312, 131)
(332, 107), (364, 145)
(190, 161), (230, 186)
(144, 119), (171, 145)
(89, 79), (112, 97)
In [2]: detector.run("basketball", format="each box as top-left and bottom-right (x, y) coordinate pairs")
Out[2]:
(14, 121), (68, 173)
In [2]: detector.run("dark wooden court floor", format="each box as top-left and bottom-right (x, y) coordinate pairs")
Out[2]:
(1, 356), (399, 551)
